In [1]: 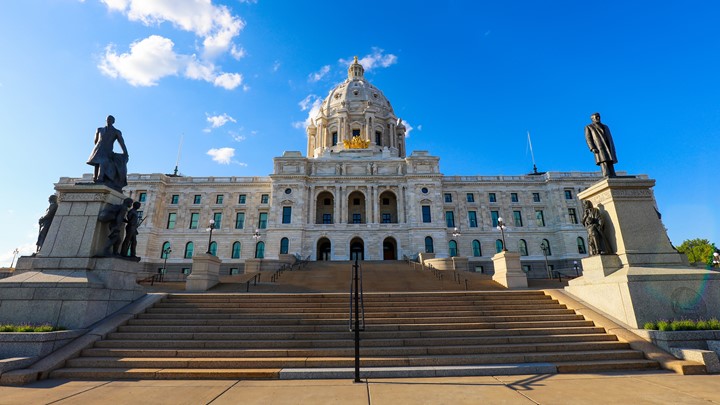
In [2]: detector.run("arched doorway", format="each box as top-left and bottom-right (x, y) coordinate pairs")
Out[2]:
(347, 191), (366, 224)
(350, 237), (364, 261)
(315, 191), (334, 224)
(383, 237), (397, 260)
(378, 190), (398, 223)
(317, 238), (331, 261)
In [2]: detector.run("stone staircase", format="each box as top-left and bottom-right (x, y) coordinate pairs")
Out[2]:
(49, 289), (658, 379)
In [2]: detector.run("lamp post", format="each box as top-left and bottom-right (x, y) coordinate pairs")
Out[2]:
(452, 227), (461, 238)
(713, 252), (720, 269)
(162, 246), (172, 276)
(206, 219), (215, 254)
(540, 241), (551, 278)
(573, 260), (580, 277)
(496, 217), (508, 251)
(10, 248), (19, 268)
(253, 229), (262, 271)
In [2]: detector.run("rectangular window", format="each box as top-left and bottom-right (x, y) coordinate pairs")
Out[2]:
(332, 132), (338, 146)
(422, 205), (432, 223)
(491, 210), (499, 227)
(444, 193), (452, 203)
(569, 208), (578, 224)
(352, 213), (362, 224)
(230, 268), (240, 275)
(282, 207), (292, 224)
(513, 210), (523, 227)
(235, 212), (245, 229)
(213, 212), (222, 229)
(511, 193), (518, 203)
(216, 195), (224, 204)
(322, 213), (332, 224)
(489, 193), (497, 203)
(375, 131), (382, 145)
(468, 211), (478, 228)
(564, 189), (573, 199)
(536, 210), (546, 227)
(166, 213), (176, 229)
(532, 193), (541, 202)
(139, 192), (147, 202)
(522, 265), (531, 273)
(193, 195), (201, 204)
(189, 213), (199, 229)
(353, 198), (360, 205)
(466, 193), (474, 203)
(381, 213), (392, 223)
(445, 211), (455, 228)
(238, 194), (246, 204)
(258, 212), (268, 229)
(261, 194), (269, 204)
(171, 194), (179, 204)
(382, 198), (390, 205)
(352, 129), (361, 137)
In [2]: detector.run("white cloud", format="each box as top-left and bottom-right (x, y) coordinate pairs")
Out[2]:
(272, 61), (281, 72)
(214, 72), (243, 90)
(207, 147), (235, 164)
(417, 125), (423, 131)
(400, 119), (413, 138)
(185, 56), (216, 82)
(206, 113), (236, 129)
(308, 65), (330, 82)
(98, 35), (180, 86)
(230, 44), (246, 60)
(294, 94), (323, 131)
(340, 47), (398, 71)
(231, 134), (246, 142)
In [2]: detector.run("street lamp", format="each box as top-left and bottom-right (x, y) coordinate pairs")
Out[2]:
(452, 227), (461, 238)
(252, 229), (262, 241)
(10, 248), (19, 268)
(206, 219), (216, 254)
(162, 246), (172, 276)
(713, 252), (720, 269)
(496, 217), (508, 251)
(573, 260), (580, 276)
(540, 241), (551, 278)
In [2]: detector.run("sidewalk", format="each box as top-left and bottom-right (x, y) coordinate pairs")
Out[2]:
(1, 371), (719, 405)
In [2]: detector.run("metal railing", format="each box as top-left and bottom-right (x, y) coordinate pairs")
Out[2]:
(245, 273), (261, 292)
(407, 259), (470, 291)
(348, 257), (365, 383)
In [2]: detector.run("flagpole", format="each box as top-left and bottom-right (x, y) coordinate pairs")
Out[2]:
(527, 131), (538, 174)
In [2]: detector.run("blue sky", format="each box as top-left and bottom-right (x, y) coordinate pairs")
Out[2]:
(1, 1), (718, 266)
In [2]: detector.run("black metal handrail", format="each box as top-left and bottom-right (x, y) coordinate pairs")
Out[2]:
(348, 257), (365, 383)
(246, 273), (261, 292)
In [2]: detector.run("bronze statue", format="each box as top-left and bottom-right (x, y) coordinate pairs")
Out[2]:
(582, 200), (607, 255)
(585, 112), (617, 177)
(36, 194), (58, 253)
(121, 201), (141, 258)
(98, 197), (133, 257)
(87, 115), (129, 192)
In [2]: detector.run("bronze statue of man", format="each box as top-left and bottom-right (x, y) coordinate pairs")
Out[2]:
(87, 115), (129, 191)
(121, 201), (141, 258)
(36, 194), (58, 253)
(585, 112), (617, 177)
(99, 197), (133, 257)
(582, 200), (606, 255)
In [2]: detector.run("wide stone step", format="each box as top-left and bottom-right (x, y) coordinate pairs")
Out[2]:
(49, 367), (280, 380)
(554, 359), (660, 373)
(156, 296), (557, 307)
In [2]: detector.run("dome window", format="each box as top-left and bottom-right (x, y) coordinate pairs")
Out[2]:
(353, 90), (359, 96)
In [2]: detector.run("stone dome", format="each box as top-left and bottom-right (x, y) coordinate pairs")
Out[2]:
(318, 57), (394, 119)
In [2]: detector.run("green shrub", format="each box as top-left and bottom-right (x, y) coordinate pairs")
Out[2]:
(644, 318), (720, 331)
(0, 324), (65, 332)
(657, 320), (671, 331)
(643, 322), (657, 330)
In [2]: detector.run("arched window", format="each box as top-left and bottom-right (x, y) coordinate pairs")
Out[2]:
(577, 237), (587, 254)
(209, 241), (217, 256)
(160, 241), (171, 259)
(231, 241), (241, 259)
(472, 240), (482, 257)
(448, 240), (458, 257)
(280, 237), (289, 254)
(424, 236), (434, 253)
(518, 239), (528, 256)
(541, 239), (552, 256)
(255, 241), (265, 258)
(184, 242), (194, 259)
(495, 239), (504, 253)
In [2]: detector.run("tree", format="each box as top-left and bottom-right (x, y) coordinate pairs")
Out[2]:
(676, 238), (715, 265)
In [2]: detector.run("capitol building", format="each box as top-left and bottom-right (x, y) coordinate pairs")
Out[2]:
(61, 58), (602, 278)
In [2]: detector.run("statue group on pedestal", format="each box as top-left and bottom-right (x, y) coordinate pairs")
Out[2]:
(35, 194), (58, 254)
(98, 197), (142, 259)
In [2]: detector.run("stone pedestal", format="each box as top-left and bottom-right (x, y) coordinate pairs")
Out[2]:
(491, 251), (527, 289)
(186, 253), (221, 291)
(566, 177), (720, 328)
(0, 184), (145, 329)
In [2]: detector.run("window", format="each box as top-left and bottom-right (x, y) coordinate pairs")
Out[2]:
(231, 241), (241, 259)
(577, 237), (587, 254)
(382, 198), (390, 205)
(569, 208), (578, 224)
(238, 194), (246, 204)
(332, 132), (338, 146)
(322, 213), (332, 224)
(260, 194), (269, 204)
(491, 210), (499, 227)
(137, 211), (144, 222)
(518, 239), (528, 256)
(522, 265), (531, 273)
(235, 212), (245, 229)
(213, 213), (222, 229)
(536, 210), (546, 227)
(495, 239), (504, 253)
(182, 268), (191, 275)
(449, 240), (458, 257)
(171, 194), (179, 204)
(209, 241), (217, 256)
(352, 129), (360, 137)
(160, 241), (171, 259)
(513, 210), (523, 227)
(489, 193), (497, 203)
(258, 212), (268, 229)
(468, 211), (478, 228)
(189, 213), (199, 229)
(422, 205), (431, 223)
(280, 238), (289, 254)
(381, 213), (392, 223)
(353, 198), (360, 205)
(541, 239), (552, 256)
(216, 195), (224, 204)
(445, 211), (455, 228)
(532, 193), (541, 202)
(282, 207), (292, 224)
(466, 193), (475, 203)
(230, 268), (240, 275)
(255, 241), (265, 258)
(472, 240), (482, 257)
(324, 198), (332, 205)
(511, 193), (518, 203)
(375, 131), (382, 145)
(166, 213), (177, 229)
(184, 242), (194, 258)
(424, 236), (434, 253)
(444, 193), (452, 203)
(565, 189), (573, 199)
(138, 192), (147, 202)
(352, 213), (362, 224)
(193, 195), (201, 204)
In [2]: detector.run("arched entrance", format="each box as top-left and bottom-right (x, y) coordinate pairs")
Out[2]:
(317, 238), (331, 261)
(350, 237), (364, 261)
(383, 237), (397, 260)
